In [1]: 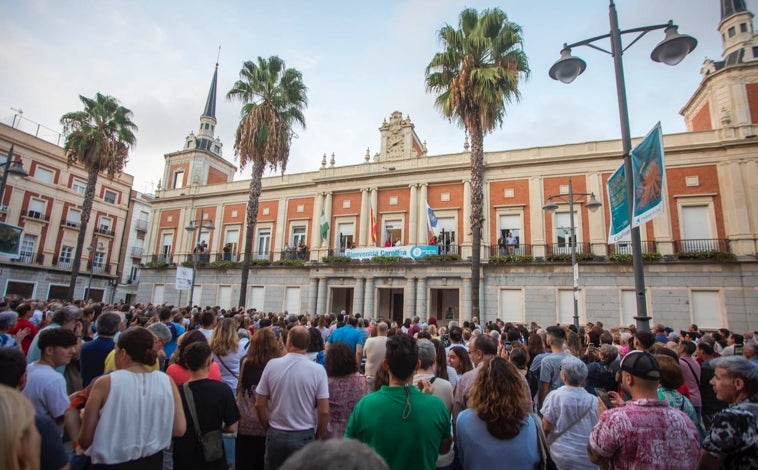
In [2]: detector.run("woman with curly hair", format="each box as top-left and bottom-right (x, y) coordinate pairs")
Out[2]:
(166, 330), (222, 386)
(455, 357), (540, 469)
(325, 342), (367, 438)
(236, 328), (283, 470)
(210, 318), (245, 392)
(447, 345), (474, 378)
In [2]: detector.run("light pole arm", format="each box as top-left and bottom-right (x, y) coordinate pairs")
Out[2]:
(564, 22), (672, 56)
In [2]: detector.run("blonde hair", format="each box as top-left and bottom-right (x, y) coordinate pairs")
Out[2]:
(210, 318), (239, 356)
(0, 385), (36, 470)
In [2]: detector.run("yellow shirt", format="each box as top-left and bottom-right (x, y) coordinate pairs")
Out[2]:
(103, 349), (160, 374)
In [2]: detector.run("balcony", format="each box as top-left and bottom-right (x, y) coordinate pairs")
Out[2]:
(53, 255), (73, 270)
(142, 254), (173, 267)
(131, 246), (144, 258)
(490, 244), (534, 257)
(135, 219), (148, 232)
(546, 242), (591, 257)
(280, 249), (309, 261)
(95, 226), (115, 237)
(86, 261), (110, 273)
(23, 210), (49, 222)
(674, 238), (729, 254)
(15, 252), (44, 265)
(607, 240), (658, 255)
(62, 220), (80, 229)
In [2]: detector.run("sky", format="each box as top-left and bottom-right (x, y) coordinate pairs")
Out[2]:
(0, 0), (752, 194)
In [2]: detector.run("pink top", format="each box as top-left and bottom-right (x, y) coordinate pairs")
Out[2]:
(327, 373), (367, 438)
(590, 398), (699, 469)
(678, 356), (702, 407)
(165, 362), (222, 386)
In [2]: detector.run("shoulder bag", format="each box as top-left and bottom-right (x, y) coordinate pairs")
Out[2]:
(183, 382), (224, 463)
(529, 413), (558, 470)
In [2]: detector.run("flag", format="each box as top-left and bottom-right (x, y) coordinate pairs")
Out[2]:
(426, 203), (438, 233)
(320, 208), (329, 241)
(370, 207), (377, 244)
(631, 122), (665, 227)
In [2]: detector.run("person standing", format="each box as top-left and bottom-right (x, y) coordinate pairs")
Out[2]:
(363, 321), (388, 391)
(23, 328), (77, 427)
(538, 326), (571, 409)
(255, 326), (329, 470)
(80, 312), (121, 387)
(697, 356), (758, 469)
(588, 351), (699, 469)
(326, 316), (364, 369)
(452, 335), (498, 424)
(346, 334), (451, 470)
(678, 340), (703, 421)
(173, 341), (239, 469)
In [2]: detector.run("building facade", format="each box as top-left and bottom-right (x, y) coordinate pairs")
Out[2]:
(144, 3), (754, 332)
(0, 120), (134, 302)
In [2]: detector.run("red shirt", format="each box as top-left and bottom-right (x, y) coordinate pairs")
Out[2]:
(10, 318), (37, 354)
(165, 362), (222, 386)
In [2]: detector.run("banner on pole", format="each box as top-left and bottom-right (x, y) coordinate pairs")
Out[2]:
(176, 267), (193, 290)
(607, 163), (631, 243)
(631, 122), (665, 227)
(0, 222), (23, 258)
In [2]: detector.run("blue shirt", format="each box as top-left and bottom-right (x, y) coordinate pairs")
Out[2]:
(327, 325), (364, 352)
(456, 410), (540, 469)
(80, 336), (115, 387)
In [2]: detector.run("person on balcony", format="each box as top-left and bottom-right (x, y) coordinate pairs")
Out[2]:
(297, 241), (307, 260)
(223, 243), (232, 261)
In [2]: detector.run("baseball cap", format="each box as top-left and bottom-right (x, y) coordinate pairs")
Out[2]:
(620, 350), (660, 380)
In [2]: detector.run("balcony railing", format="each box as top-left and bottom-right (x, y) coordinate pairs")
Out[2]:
(214, 253), (239, 262)
(143, 254), (173, 265)
(607, 240), (658, 255)
(674, 239), (730, 253)
(16, 252), (44, 264)
(86, 261), (109, 273)
(62, 220), (80, 229)
(280, 249), (309, 261)
(135, 219), (148, 232)
(24, 210), (49, 222)
(131, 246), (144, 258)
(95, 227), (115, 236)
(54, 257), (73, 270)
(546, 242), (591, 257)
(490, 244), (534, 257)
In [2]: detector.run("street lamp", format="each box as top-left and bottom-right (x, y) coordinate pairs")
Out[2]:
(543, 179), (601, 329)
(548, 1), (697, 332)
(185, 213), (214, 309)
(86, 242), (105, 300)
(0, 145), (28, 204)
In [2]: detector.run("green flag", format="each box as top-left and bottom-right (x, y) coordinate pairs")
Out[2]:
(320, 209), (329, 240)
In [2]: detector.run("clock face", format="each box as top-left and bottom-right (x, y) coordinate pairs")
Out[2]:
(388, 133), (404, 156)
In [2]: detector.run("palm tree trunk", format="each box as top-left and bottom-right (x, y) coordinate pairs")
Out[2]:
(469, 118), (484, 319)
(238, 160), (266, 307)
(67, 166), (99, 301)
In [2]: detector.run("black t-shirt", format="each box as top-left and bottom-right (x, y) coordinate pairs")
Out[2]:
(173, 379), (240, 469)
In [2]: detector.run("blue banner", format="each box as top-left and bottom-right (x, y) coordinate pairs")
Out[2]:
(632, 122), (665, 227)
(345, 245), (440, 260)
(607, 163), (630, 243)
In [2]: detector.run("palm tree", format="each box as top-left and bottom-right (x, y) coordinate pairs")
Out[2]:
(425, 8), (529, 318)
(227, 56), (307, 307)
(60, 93), (137, 301)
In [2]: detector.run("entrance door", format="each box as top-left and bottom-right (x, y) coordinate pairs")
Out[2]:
(430, 288), (460, 322)
(377, 288), (404, 324)
(330, 287), (354, 315)
(392, 291), (404, 325)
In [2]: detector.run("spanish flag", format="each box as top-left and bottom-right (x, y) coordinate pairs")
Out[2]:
(370, 207), (377, 245)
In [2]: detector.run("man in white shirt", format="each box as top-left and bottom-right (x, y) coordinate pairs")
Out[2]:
(23, 328), (77, 428)
(255, 326), (329, 469)
(364, 322), (389, 390)
(198, 311), (216, 340)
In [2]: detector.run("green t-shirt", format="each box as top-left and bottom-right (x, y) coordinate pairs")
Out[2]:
(345, 385), (450, 470)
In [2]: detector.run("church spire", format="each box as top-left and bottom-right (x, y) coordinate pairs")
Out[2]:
(721, 0), (748, 21)
(202, 62), (218, 120)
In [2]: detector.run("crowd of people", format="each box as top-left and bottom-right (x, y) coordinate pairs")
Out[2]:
(0, 297), (756, 470)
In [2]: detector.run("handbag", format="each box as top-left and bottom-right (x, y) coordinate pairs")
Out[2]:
(529, 413), (558, 470)
(183, 383), (224, 463)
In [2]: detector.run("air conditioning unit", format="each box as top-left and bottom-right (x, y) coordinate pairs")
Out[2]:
(0, 205), (7, 212)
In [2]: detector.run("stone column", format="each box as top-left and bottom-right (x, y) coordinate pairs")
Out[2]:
(418, 183), (428, 243)
(359, 188), (369, 247)
(364, 277), (375, 319)
(529, 176), (546, 259)
(461, 277), (472, 323)
(415, 277), (427, 320)
(404, 276), (416, 319)
(308, 278), (318, 315)
(482, 179), (491, 257)
(462, 180), (472, 258)
(587, 173), (607, 257)
(274, 197), (288, 259)
(316, 277), (328, 316)
(323, 192), (333, 249)
(717, 160), (757, 255)
(409, 184), (418, 245)
(311, 193), (324, 260)
(354, 277), (365, 316)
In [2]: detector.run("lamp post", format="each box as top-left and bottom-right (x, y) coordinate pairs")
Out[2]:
(86, 242), (105, 300)
(0, 145), (29, 205)
(543, 179), (602, 329)
(185, 212), (214, 309)
(548, 0), (697, 332)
